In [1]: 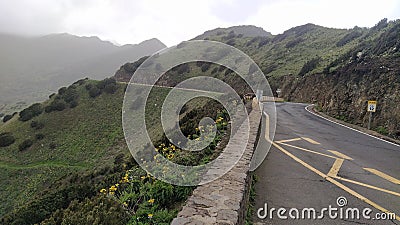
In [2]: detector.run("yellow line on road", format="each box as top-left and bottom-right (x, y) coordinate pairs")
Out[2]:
(301, 137), (321, 145)
(275, 138), (302, 143)
(327, 150), (353, 160)
(334, 176), (400, 197)
(279, 142), (338, 159)
(264, 113), (270, 141)
(327, 158), (344, 177)
(271, 141), (400, 221)
(364, 168), (400, 185)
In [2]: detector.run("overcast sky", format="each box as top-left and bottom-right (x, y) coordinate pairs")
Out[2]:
(0, 0), (399, 46)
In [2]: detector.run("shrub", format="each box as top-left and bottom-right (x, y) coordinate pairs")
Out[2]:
(3, 114), (14, 123)
(41, 196), (129, 225)
(226, 39), (235, 46)
(0, 132), (15, 147)
(96, 78), (116, 90)
(225, 68), (233, 76)
(103, 83), (118, 94)
(19, 139), (33, 151)
(201, 63), (211, 72)
(177, 64), (190, 74)
(63, 88), (79, 103)
(35, 133), (45, 140)
(211, 67), (218, 74)
(19, 103), (43, 121)
(88, 86), (101, 98)
(374, 126), (389, 135)
(45, 99), (67, 113)
(31, 121), (45, 130)
(58, 87), (67, 95)
(69, 100), (78, 108)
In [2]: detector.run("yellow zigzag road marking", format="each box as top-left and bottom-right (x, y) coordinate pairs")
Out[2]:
(271, 141), (400, 221)
(333, 176), (400, 197)
(327, 158), (344, 177)
(364, 168), (400, 185)
(327, 150), (353, 160)
(301, 137), (320, 145)
(278, 142), (337, 159)
(275, 138), (302, 143)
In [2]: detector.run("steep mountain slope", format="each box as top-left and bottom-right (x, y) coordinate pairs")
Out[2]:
(0, 33), (166, 114)
(279, 19), (400, 138)
(0, 74), (230, 224)
(195, 19), (400, 139)
(123, 20), (397, 139)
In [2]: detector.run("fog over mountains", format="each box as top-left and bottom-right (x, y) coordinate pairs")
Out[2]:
(0, 33), (166, 113)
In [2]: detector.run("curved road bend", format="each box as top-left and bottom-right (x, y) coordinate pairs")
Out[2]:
(254, 102), (400, 225)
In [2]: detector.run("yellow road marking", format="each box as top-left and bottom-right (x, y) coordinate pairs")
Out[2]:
(327, 158), (344, 177)
(271, 141), (400, 221)
(301, 137), (320, 145)
(275, 138), (302, 143)
(334, 176), (400, 197)
(279, 142), (337, 159)
(364, 168), (400, 185)
(327, 150), (353, 160)
(264, 113), (270, 141)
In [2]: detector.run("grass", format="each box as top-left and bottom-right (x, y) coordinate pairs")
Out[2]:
(0, 76), (228, 224)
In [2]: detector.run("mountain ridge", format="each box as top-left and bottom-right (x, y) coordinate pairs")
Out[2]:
(0, 33), (166, 114)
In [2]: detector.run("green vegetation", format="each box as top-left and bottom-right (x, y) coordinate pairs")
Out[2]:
(374, 126), (389, 136)
(19, 103), (43, 121)
(245, 174), (257, 225)
(2, 114), (15, 123)
(0, 132), (15, 147)
(18, 139), (33, 151)
(0, 75), (231, 224)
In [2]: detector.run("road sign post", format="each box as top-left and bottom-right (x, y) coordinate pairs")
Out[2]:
(367, 100), (377, 130)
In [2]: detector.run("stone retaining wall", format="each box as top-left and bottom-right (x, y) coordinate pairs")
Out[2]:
(172, 100), (262, 225)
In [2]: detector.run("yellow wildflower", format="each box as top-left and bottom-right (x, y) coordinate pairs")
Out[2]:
(148, 213), (153, 219)
(148, 199), (155, 204)
(140, 176), (146, 180)
(109, 185), (117, 192)
(100, 188), (107, 193)
(167, 154), (174, 159)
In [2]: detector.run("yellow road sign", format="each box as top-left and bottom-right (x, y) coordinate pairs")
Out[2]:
(367, 100), (377, 112)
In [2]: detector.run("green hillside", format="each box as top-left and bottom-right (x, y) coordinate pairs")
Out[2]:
(1, 18), (399, 224)
(182, 19), (400, 139)
(0, 76), (232, 224)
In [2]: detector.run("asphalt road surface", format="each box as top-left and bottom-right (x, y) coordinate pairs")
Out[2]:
(253, 102), (400, 225)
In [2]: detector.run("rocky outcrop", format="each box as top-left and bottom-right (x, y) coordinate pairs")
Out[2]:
(279, 57), (400, 139)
